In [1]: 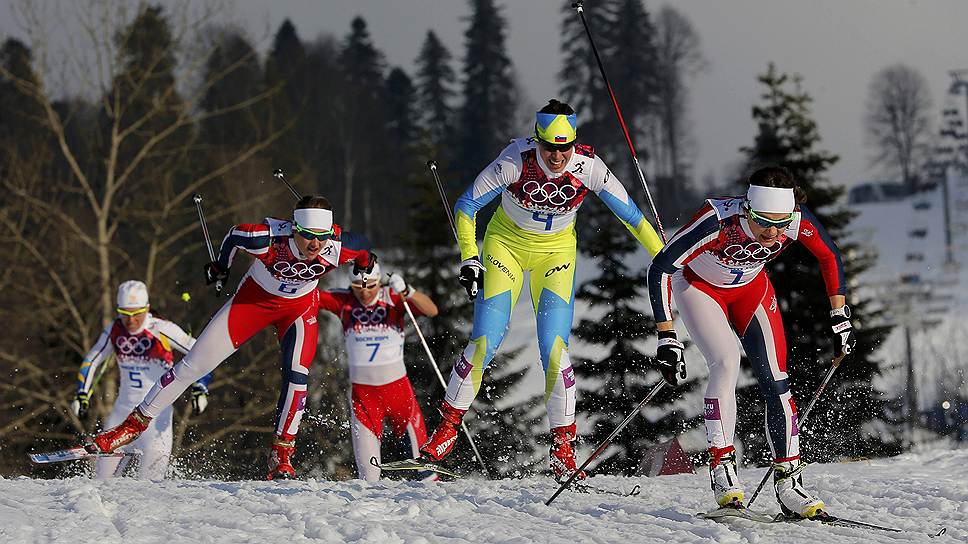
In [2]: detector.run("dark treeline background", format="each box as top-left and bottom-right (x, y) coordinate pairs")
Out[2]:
(0, 0), (896, 479)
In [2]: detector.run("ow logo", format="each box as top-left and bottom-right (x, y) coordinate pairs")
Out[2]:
(544, 262), (571, 277)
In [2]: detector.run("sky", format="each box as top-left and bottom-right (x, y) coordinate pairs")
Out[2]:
(3, 0), (968, 189)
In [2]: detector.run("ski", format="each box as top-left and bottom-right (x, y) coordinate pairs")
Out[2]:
(28, 446), (128, 464)
(697, 505), (776, 524)
(781, 512), (946, 537)
(572, 482), (641, 498)
(370, 456), (461, 479)
(699, 506), (946, 537)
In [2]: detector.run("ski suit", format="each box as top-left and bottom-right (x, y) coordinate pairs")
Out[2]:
(77, 314), (211, 478)
(647, 197), (845, 462)
(319, 287), (430, 481)
(136, 217), (371, 443)
(448, 137), (663, 427)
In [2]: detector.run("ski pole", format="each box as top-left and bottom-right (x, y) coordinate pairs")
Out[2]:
(746, 353), (847, 507)
(571, 0), (667, 242)
(193, 194), (223, 296)
(426, 160), (459, 242)
(546, 380), (666, 505)
(273, 168), (302, 200)
(400, 293), (490, 478)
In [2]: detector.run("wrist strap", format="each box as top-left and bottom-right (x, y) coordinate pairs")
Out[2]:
(830, 305), (851, 319)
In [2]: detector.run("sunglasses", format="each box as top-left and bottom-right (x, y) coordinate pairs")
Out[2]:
(293, 223), (335, 241)
(117, 307), (149, 317)
(350, 281), (379, 290)
(747, 208), (794, 229)
(538, 139), (574, 154)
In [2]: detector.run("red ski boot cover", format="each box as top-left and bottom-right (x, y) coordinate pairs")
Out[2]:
(90, 408), (151, 453)
(267, 436), (296, 480)
(419, 401), (466, 461)
(550, 423), (586, 481)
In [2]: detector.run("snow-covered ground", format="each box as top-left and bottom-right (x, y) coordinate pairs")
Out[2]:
(3, 447), (963, 544)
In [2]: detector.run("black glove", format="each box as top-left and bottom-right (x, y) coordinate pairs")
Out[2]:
(655, 331), (686, 386)
(71, 391), (90, 419)
(191, 383), (209, 415)
(353, 252), (378, 276)
(458, 257), (485, 300)
(204, 261), (229, 285)
(830, 306), (856, 359)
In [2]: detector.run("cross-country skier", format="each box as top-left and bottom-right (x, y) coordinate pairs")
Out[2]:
(647, 165), (856, 517)
(71, 280), (211, 479)
(420, 99), (663, 479)
(319, 264), (438, 481)
(87, 196), (375, 479)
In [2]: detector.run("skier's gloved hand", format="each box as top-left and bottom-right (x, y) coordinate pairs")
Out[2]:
(353, 252), (378, 276)
(655, 331), (686, 386)
(191, 383), (208, 415)
(203, 261), (229, 285)
(70, 391), (90, 419)
(458, 257), (485, 300)
(829, 306), (856, 359)
(387, 273), (412, 298)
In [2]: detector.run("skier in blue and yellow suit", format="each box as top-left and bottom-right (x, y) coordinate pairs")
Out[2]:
(420, 99), (663, 478)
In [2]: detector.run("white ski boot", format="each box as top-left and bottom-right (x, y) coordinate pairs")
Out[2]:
(709, 446), (744, 507)
(774, 460), (825, 518)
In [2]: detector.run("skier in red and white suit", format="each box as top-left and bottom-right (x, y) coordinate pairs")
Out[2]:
(647, 166), (856, 517)
(72, 280), (212, 479)
(89, 195), (375, 479)
(318, 263), (438, 481)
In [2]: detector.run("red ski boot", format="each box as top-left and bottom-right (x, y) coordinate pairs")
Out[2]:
(88, 408), (151, 453)
(419, 401), (466, 461)
(267, 436), (296, 480)
(550, 423), (585, 481)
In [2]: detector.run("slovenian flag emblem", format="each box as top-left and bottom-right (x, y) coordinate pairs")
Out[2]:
(555, 135), (567, 142)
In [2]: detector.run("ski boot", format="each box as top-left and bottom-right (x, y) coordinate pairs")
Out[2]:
(267, 436), (296, 480)
(550, 422), (586, 481)
(774, 459), (825, 518)
(87, 408), (151, 453)
(419, 401), (466, 461)
(709, 446), (744, 507)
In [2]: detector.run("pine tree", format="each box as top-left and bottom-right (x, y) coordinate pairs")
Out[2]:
(571, 195), (701, 474)
(336, 16), (388, 235)
(457, 0), (517, 189)
(414, 30), (457, 155)
(557, 0), (659, 183)
(558, 0), (616, 146)
(736, 63), (896, 465)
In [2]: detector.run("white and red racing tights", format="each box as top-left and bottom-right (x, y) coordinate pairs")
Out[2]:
(349, 376), (432, 481)
(674, 269), (801, 463)
(137, 278), (319, 442)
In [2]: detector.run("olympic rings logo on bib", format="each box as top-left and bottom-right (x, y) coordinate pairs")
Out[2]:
(351, 307), (387, 325)
(115, 336), (153, 356)
(723, 242), (780, 262)
(521, 180), (579, 207)
(273, 261), (326, 280)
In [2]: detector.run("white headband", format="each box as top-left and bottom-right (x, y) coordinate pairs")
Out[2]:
(293, 208), (333, 231)
(746, 185), (795, 214)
